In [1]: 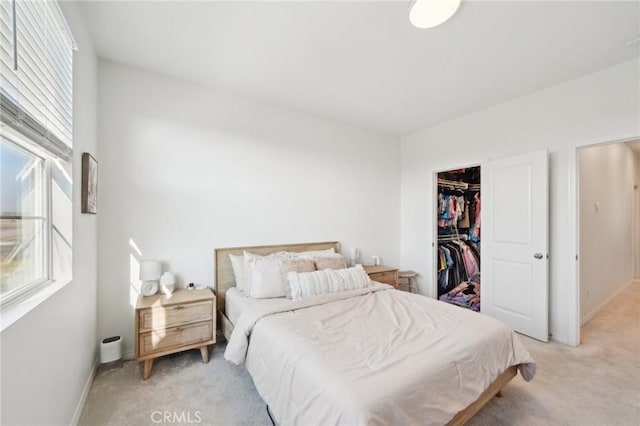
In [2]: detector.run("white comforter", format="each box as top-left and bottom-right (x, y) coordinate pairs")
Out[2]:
(225, 283), (535, 425)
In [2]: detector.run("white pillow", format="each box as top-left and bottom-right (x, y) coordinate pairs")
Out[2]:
(288, 265), (371, 300)
(290, 248), (335, 259)
(248, 256), (287, 299)
(243, 251), (290, 296)
(229, 253), (246, 292)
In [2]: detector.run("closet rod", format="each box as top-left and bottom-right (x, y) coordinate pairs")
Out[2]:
(438, 234), (469, 242)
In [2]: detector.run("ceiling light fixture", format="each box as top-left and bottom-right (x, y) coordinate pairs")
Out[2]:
(409, 0), (461, 29)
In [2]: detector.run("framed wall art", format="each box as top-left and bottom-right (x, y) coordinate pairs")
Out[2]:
(81, 152), (98, 214)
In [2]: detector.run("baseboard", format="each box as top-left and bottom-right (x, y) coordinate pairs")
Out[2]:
(70, 359), (97, 426)
(69, 345), (137, 425)
(581, 279), (637, 326)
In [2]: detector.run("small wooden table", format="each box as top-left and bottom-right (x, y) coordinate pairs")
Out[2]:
(135, 288), (216, 379)
(363, 265), (399, 288)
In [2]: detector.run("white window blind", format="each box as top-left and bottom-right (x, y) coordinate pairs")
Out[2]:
(0, 0), (16, 87)
(0, 0), (74, 158)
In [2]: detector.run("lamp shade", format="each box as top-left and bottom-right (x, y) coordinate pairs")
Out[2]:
(139, 260), (161, 281)
(409, 0), (461, 29)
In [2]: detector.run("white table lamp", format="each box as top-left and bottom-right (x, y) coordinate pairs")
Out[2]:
(140, 260), (161, 296)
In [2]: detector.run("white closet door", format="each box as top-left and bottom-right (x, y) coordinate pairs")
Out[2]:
(481, 150), (549, 342)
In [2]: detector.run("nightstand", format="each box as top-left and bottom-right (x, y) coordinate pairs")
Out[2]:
(363, 265), (399, 288)
(135, 288), (216, 380)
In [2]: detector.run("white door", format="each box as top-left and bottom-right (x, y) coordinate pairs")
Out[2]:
(481, 150), (549, 342)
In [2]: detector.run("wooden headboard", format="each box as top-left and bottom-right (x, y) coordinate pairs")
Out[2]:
(214, 241), (340, 316)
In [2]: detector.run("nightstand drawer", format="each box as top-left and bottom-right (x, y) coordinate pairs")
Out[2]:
(139, 321), (213, 356)
(139, 300), (213, 332)
(370, 271), (398, 287)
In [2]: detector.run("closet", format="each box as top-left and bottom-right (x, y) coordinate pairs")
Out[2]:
(436, 166), (481, 311)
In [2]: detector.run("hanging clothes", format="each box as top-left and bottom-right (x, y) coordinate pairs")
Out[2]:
(438, 193), (465, 228)
(458, 201), (470, 228)
(469, 193), (481, 242)
(436, 169), (481, 312)
(437, 240), (479, 297)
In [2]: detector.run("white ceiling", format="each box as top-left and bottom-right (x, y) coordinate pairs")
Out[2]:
(78, 1), (640, 136)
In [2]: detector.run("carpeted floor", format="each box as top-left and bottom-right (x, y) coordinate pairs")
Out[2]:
(79, 282), (640, 426)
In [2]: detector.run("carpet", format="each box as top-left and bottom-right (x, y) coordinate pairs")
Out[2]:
(79, 282), (639, 425)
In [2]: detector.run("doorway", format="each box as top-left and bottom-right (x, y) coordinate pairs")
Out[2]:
(577, 138), (640, 337)
(432, 150), (550, 342)
(434, 166), (481, 312)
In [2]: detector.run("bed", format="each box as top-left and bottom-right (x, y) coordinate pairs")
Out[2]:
(214, 242), (535, 425)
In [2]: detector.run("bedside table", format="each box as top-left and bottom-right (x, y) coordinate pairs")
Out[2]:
(135, 288), (216, 380)
(363, 265), (399, 288)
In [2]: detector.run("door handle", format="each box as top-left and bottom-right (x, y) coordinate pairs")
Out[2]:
(533, 253), (544, 259)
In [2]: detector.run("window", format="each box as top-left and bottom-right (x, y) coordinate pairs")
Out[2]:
(1, 132), (47, 297)
(0, 0), (74, 311)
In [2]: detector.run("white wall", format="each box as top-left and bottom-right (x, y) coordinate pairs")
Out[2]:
(579, 142), (636, 322)
(634, 150), (640, 279)
(0, 2), (98, 425)
(400, 59), (640, 345)
(97, 61), (401, 355)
